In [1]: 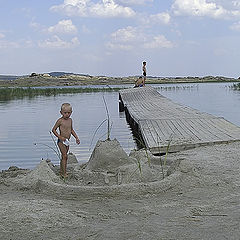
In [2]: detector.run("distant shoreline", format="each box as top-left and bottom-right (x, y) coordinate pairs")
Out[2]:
(0, 74), (239, 87)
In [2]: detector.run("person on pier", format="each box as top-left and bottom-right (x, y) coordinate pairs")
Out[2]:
(142, 61), (147, 86)
(134, 76), (144, 88)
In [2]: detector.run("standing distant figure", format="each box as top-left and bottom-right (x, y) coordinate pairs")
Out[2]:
(142, 61), (147, 86)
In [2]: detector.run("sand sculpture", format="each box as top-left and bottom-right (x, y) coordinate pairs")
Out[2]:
(1, 139), (183, 198)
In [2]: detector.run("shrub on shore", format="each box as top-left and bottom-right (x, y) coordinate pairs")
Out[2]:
(0, 87), (123, 101)
(231, 83), (240, 90)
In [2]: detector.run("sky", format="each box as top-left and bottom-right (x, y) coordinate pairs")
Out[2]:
(1, 0), (240, 77)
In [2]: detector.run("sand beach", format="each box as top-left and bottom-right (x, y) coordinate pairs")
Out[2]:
(1, 138), (240, 240)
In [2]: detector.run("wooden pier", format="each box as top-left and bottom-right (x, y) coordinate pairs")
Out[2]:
(119, 86), (240, 154)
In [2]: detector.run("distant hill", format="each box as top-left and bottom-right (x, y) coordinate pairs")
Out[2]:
(48, 72), (91, 77)
(0, 72), (91, 80)
(0, 75), (20, 81)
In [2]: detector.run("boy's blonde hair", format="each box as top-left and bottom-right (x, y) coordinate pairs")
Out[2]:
(61, 103), (72, 111)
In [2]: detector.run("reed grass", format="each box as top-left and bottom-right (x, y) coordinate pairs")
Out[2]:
(49, 131), (61, 160)
(157, 135), (172, 179)
(34, 142), (61, 161)
(135, 137), (151, 167)
(136, 158), (142, 176)
(164, 136), (172, 166)
(89, 95), (113, 150)
(155, 85), (198, 91)
(34, 132), (62, 161)
(102, 95), (111, 140)
(156, 135), (165, 179)
(230, 83), (240, 90)
(0, 86), (123, 101)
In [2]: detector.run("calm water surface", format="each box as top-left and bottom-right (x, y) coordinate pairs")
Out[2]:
(0, 82), (240, 170)
(158, 82), (240, 126)
(0, 91), (135, 170)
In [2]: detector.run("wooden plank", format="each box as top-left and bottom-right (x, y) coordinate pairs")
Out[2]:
(119, 86), (240, 153)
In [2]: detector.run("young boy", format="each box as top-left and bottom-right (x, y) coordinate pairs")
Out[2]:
(142, 61), (147, 86)
(52, 103), (80, 178)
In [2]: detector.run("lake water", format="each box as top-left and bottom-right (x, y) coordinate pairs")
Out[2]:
(0, 82), (240, 170)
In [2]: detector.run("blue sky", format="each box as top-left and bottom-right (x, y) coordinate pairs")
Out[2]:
(1, 0), (240, 77)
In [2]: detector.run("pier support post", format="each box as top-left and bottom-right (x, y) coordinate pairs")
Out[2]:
(119, 93), (124, 112)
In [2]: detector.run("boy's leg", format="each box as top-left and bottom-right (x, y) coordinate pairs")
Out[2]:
(58, 142), (69, 177)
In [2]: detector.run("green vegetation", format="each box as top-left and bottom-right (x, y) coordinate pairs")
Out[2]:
(102, 95), (111, 140)
(34, 132), (61, 161)
(0, 86), (123, 101)
(155, 85), (198, 91)
(230, 83), (240, 90)
(89, 96), (113, 151)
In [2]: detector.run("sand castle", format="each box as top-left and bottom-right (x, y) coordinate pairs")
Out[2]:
(1, 139), (187, 198)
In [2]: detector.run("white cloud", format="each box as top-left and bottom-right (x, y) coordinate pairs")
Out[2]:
(232, 1), (240, 7)
(149, 12), (171, 25)
(30, 21), (41, 29)
(106, 42), (133, 50)
(38, 35), (80, 49)
(115, 0), (153, 5)
(143, 35), (174, 49)
(0, 40), (19, 49)
(47, 19), (78, 34)
(81, 24), (92, 34)
(50, 0), (136, 18)
(106, 26), (138, 50)
(106, 26), (173, 51)
(214, 47), (229, 56)
(0, 33), (33, 49)
(110, 26), (138, 42)
(0, 33), (20, 48)
(84, 53), (103, 62)
(230, 21), (240, 30)
(0, 33), (5, 39)
(171, 0), (240, 19)
(24, 40), (34, 48)
(106, 26), (143, 51)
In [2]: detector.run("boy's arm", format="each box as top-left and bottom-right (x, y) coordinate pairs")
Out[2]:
(71, 129), (80, 144)
(52, 119), (65, 141)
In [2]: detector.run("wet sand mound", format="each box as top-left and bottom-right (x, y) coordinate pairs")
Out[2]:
(86, 139), (131, 171)
(8, 139), (184, 197)
(14, 160), (61, 189)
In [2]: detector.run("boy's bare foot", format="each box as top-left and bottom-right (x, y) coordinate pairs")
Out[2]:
(60, 174), (68, 182)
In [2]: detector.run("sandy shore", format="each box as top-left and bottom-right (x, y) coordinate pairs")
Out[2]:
(1, 140), (240, 240)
